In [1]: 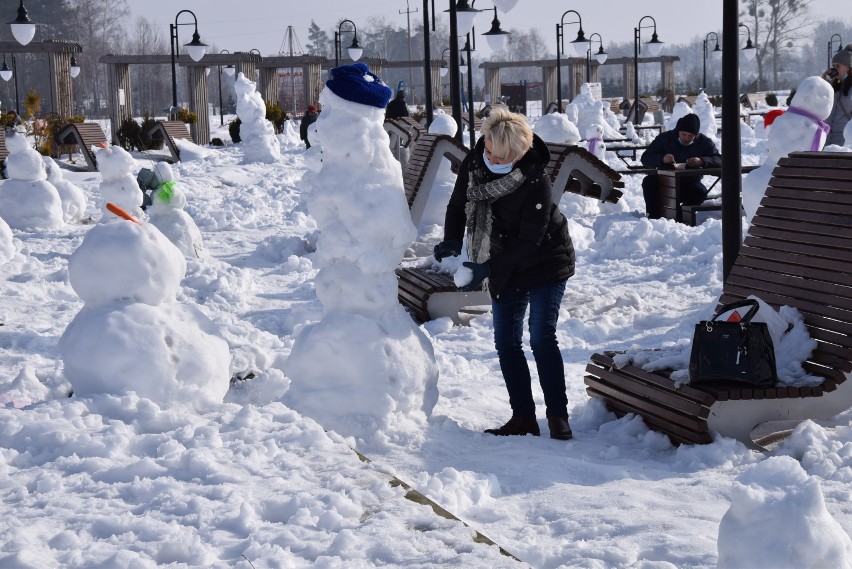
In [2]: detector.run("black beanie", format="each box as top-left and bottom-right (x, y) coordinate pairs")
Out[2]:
(676, 113), (700, 135)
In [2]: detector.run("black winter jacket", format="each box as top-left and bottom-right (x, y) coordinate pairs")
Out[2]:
(444, 134), (575, 298)
(640, 130), (722, 176)
(299, 111), (318, 142)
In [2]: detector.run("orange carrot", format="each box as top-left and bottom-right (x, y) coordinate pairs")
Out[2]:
(106, 202), (141, 224)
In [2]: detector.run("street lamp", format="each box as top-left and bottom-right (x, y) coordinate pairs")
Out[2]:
(481, 7), (509, 52)
(632, 15), (663, 125)
(1, 55), (19, 115)
(69, 54), (80, 78)
(8, 0), (35, 46)
(440, 47), (450, 77)
(217, 49), (230, 126)
(585, 33), (606, 84)
(334, 19), (362, 67)
(702, 32), (721, 93)
(459, 53), (468, 75)
(739, 23), (756, 61)
(169, 10), (208, 110)
(462, 33), (476, 146)
(555, 9), (590, 113)
(828, 34), (842, 69)
(445, 0), (480, 36)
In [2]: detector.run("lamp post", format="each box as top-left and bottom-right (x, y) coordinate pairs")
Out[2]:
(482, 7), (509, 52)
(1, 54), (18, 115)
(828, 34), (842, 69)
(585, 33), (606, 84)
(334, 19), (362, 68)
(721, 3), (743, 280)
(702, 32), (721, 93)
(555, 10), (589, 113)
(739, 23), (756, 62)
(632, 16), (663, 125)
(440, 47), (450, 78)
(445, 0), (480, 144)
(217, 49), (230, 126)
(169, 10), (208, 110)
(462, 33), (475, 146)
(8, 0), (35, 46)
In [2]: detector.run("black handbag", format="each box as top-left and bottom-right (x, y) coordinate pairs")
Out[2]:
(688, 299), (778, 387)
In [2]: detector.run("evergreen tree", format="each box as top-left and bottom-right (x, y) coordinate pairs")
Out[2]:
(305, 20), (331, 57)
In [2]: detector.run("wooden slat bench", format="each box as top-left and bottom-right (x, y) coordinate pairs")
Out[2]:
(657, 166), (759, 226)
(147, 120), (192, 162)
(54, 122), (108, 171)
(585, 151), (852, 449)
(544, 143), (624, 204)
(0, 129), (7, 178)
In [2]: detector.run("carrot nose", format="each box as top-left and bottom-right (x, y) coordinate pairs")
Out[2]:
(106, 202), (141, 224)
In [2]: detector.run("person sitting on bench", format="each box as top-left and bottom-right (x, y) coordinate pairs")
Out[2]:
(640, 114), (722, 219)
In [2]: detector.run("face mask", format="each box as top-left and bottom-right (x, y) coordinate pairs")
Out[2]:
(679, 137), (695, 147)
(483, 151), (514, 174)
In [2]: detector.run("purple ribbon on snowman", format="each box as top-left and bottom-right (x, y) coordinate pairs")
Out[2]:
(587, 137), (602, 155)
(785, 106), (831, 151)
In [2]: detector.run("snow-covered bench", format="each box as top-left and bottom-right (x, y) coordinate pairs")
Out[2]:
(584, 151), (852, 449)
(147, 121), (192, 163)
(544, 142), (624, 204)
(54, 122), (108, 171)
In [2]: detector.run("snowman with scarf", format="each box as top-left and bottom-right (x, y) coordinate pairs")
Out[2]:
(146, 162), (203, 258)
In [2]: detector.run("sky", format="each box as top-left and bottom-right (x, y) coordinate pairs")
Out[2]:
(1, 63), (852, 566)
(129, 0), (846, 59)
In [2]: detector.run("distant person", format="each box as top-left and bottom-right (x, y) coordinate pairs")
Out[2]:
(385, 90), (410, 119)
(822, 43), (852, 146)
(299, 105), (319, 149)
(640, 113), (722, 219)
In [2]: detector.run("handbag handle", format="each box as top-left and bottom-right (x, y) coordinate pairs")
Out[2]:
(710, 299), (760, 323)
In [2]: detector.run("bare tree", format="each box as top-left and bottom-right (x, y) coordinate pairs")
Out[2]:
(66, 0), (130, 117)
(127, 16), (169, 116)
(741, 0), (814, 90)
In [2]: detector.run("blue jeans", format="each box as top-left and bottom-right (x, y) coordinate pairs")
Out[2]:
(492, 279), (568, 419)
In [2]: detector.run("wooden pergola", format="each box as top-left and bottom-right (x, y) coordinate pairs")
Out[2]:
(0, 40), (81, 118)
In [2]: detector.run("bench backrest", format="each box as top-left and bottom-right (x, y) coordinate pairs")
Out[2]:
(147, 121), (191, 162)
(405, 132), (469, 228)
(719, 151), (852, 390)
(55, 122), (107, 171)
(544, 142), (624, 204)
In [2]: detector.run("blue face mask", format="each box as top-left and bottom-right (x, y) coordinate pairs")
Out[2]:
(483, 150), (514, 175)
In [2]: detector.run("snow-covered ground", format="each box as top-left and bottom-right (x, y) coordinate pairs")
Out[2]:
(1, 92), (851, 568)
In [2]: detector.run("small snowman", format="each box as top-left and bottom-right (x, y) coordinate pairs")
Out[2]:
(693, 92), (718, 138)
(59, 203), (231, 406)
(146, 162), (203, 258)
(95, 145), (143, 220)
(665, 102), (693, 132)
(585, 124), (606, 161)
(567, 84), (622, 140)
(0, 128), (64, 230)
(43, 156), (87, 223)
(234, 72), (282, 164)
(742, 76), (834, 222)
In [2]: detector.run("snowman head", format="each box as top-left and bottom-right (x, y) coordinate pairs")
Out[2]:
(585, 124), (604, 140)
(153, 162), (175, 184)
(790, 76), (834, 120)
(96, 145), (136, 181)
(43, 156), (63, 182)
(4, 128), (29, 153)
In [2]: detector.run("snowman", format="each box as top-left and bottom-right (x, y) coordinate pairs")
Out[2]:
(234, 72), (282, 164)
(533, 112), (581, 145)
(665, 101), (693, 132)
(285, 62), (439, 439)
(0, 129), (64, 230)
(146, 162), (203, 258)
(0, 214), (15, 264)
(43, 156), (87, 223)
(567, 83), (622, 140)
(742, 76), (834, 222)
(585, 124), (607, 161)
(58, 203), (231, 406)
(693, 92), (718, 138)
(95, 145), (143, 220)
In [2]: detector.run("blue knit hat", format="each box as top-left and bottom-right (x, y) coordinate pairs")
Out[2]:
(326, 62), (393, 109)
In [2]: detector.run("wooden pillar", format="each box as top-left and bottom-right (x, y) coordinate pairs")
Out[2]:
(234, 56), (257, 86)
(623, 60), (635, 102)
(258, 67), (279, 106)
(484, 67), (500, 105)
(430, 60), (443, 107)
(185, 65), (210, 145)
(541, 65), (556, 110)
(303, 61), (323, 107)
(48, 50), (74, 118)
(568, 60), (584, 97)
(661, 60), (676, 112)
(105, 62), (133, 144)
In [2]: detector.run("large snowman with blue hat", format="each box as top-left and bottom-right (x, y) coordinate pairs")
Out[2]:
(285, 62), (439, 440)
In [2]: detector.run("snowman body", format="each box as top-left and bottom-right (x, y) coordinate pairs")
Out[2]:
(0, 130), (64, 229)
(234, 73), (282, 164)
(585, 124), (607, 161)
(59, 214), (230, 405)
(44, 157), (87, 223)
(146, 162), (203, 258)
(95, 145), (143, 219)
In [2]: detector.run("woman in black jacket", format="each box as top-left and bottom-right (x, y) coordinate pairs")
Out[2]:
(433, 108), (575, 440)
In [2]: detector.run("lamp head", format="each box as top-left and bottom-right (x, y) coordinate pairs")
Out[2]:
(224, 64), (235, 77)
(743, 40), (756, 61)
(447, 0), (481, 37)
(184, 30), (208, 62)
(0, 59), (11, 82)
(70, 55), (80, 78)
(482, 7), (509, 52)
(595, 45), (608, 64)
(9, 0), (35, 46)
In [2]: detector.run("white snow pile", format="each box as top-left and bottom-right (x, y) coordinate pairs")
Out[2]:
(234, 72), (282, 164)
(533, 111), (581, 144)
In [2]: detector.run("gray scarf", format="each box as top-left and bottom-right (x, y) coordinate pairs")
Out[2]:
(465, 167), (525, 263)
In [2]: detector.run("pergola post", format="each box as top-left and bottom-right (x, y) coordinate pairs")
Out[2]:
(257, 68), (278, 106)
(185, 64), (209, 144)
(0, 40), (81, 119)
(484, 66), (500, 105)
(541, 65), (556, 110)
(622, 60), (635, 101)
(105, 62), (132, 144)
(568, 59), (584, 97)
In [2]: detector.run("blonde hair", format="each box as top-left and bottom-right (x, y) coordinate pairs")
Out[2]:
(480, 108), (533, 160)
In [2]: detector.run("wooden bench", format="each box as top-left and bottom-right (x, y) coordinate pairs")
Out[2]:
(0, 129), (7, 178)
(54, 123), (108, 171)
(740, 93), (767, 110)
(584, 151), (852, 449)
(657, 166), (758, 226)
(544, 143), (624, 204)
(147, 120), (192, 162)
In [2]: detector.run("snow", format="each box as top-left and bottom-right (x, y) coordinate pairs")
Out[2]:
(0, 75), (851, 567)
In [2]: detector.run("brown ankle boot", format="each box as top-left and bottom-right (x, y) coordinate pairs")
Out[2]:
(484, 416), (540, 437)
(547, 416), (572, 440)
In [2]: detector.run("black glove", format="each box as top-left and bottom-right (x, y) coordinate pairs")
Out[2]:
(433, 239), (462, 261)
(459, 261), (490, 292)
